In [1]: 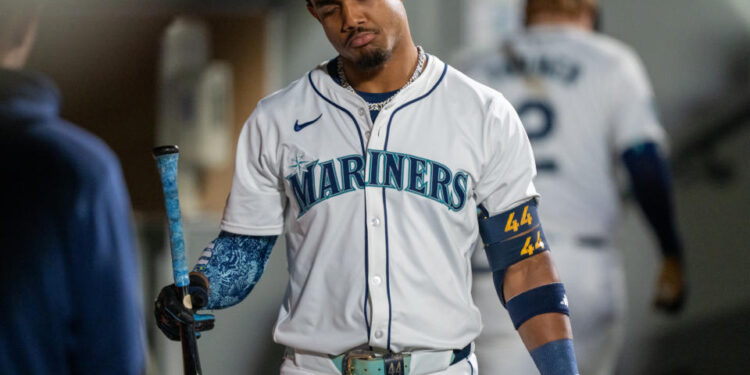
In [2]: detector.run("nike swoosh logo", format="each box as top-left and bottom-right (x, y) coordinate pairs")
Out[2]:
(294, 114), (322, 132)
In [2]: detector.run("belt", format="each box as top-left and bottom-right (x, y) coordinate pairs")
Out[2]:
(330, 344), (472, 375)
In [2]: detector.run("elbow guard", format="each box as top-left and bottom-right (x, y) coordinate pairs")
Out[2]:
(478, 200), (549, 304)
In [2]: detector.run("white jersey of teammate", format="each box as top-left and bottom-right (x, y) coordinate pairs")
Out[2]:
(467, 25), (664, 246)
(464, 25), (666, 374)
(221, 54), (537, 370)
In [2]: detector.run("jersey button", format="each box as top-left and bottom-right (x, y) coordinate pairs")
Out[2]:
(370, 217), (381, 226)
(358, 108), (366, 117)
(372, 276), (382, 286)
(374, 330), (384, 339)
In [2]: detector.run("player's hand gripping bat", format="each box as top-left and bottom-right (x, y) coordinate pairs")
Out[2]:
(153, 145), (203, 375)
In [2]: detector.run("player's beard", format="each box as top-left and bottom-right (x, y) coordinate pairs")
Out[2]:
(354, 48), (391, 72)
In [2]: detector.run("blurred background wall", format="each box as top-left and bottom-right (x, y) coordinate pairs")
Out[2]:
(599, 1), (750, 374)
(19, 0), (749, 373)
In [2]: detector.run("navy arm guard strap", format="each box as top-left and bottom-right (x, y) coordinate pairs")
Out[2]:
(506, 283), (570, 329)
(478, 200), (549, 304)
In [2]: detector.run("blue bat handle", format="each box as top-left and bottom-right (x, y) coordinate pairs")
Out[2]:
(153, 146), (190, 288)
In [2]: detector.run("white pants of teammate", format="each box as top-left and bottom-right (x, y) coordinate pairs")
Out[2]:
(472, 240), (626, 375)
(280, 350), (478, 375)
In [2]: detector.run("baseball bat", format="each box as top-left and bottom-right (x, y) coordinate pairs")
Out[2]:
(153, 145), (203, 375)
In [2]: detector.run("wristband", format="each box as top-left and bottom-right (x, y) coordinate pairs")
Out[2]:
(530, 339), (579, 375)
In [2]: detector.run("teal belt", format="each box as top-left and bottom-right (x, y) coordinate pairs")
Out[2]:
(331, 350), (411, 375)
(330, 344), (471, 375)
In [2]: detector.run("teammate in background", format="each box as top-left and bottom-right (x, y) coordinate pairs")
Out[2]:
(462, 0), (686, 373)
(155, 0), (581, 374)
(0, 3), (147, 374)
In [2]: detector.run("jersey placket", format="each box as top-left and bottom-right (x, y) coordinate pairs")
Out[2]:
(361, 100), (393, 349)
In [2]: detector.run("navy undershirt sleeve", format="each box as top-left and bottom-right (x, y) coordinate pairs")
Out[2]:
(622, 142), (682, 258)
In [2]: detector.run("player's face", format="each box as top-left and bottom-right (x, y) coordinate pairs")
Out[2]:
(307, 0), (408, 71)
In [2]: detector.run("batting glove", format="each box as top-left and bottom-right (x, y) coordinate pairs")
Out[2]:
(154, 274), (215, 341)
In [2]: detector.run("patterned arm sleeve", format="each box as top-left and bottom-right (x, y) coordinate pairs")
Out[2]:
(192, 231), (278, 310)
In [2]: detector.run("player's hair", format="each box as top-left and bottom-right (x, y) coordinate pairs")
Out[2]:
(525, 0), (597, 17)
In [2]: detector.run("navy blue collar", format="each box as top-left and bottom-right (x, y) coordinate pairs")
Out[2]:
(354, 89), (399, 105)
(0, 69), (60, 124)
(325, 58), (399, 104)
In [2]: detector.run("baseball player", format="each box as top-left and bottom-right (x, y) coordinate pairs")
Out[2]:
(0, 3), (146, 374)
(155, 1), (582, 374)
(462, 1), (687, 374)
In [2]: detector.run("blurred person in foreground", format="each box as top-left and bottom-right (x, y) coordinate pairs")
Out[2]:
(0, 3), (146, 374)
(153, 0), (583, 374)
(462, 0), (686, 373)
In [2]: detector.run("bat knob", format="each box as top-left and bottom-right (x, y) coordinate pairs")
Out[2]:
(153, 145), (180, 157)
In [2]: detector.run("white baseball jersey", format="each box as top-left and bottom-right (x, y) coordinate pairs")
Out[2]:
(221, 54), (538, 354)
(464, 25), (665, 244)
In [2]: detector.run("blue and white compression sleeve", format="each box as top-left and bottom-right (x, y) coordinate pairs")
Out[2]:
(192, 231), (277, 310)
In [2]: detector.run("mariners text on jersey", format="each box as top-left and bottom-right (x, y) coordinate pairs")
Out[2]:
(286, 150), (470, 216)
